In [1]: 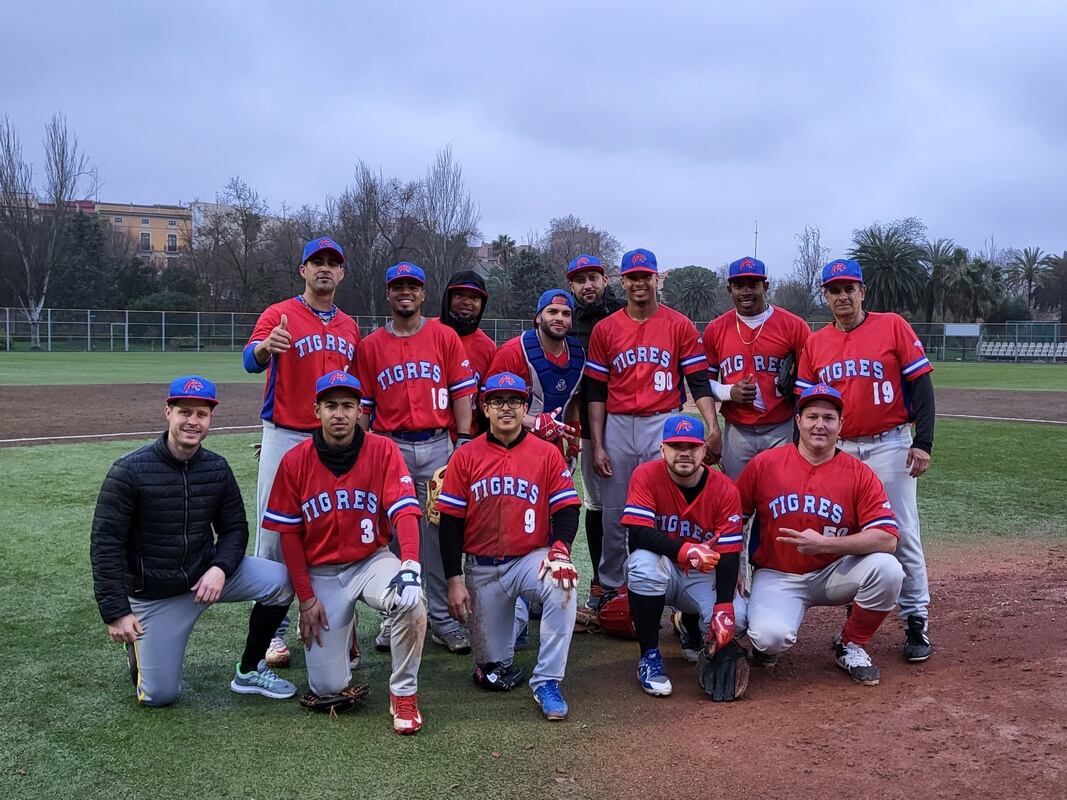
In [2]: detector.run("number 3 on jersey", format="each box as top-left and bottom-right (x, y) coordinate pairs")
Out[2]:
(653, 370), (674, 392)
(430, 387), (449, 410)
(872, 380), (894, 405)
(360, 518), (375, 544)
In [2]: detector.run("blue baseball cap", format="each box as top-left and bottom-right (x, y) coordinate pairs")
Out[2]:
(481, 372), (530, 399)
(566, 254), (604, 279)
(302, 236), (345, 265)
(796, 382), (844, 411)
(315, 370), (363, 401)
(821, 259), (863, 286)
(661, 414), (705, 445)
(167, 375), (218, 406)
(621, 248), (658, 275)
(535, 289), (575, 317)
(728, 256), (767, 281)
(386, 261), (427, 286)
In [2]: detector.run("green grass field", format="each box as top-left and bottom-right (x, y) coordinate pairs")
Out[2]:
(3, 416), (1065, 800)
(2, 351), (1067, 389)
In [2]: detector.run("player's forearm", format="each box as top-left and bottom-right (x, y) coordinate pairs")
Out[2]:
(438, 513), (466, 579)
(395, 515), (421, 563)
(709, 378), (733, 403)
(823, 529), (898, 556)
(694, 396), (720, 432)
(685, 368), (713, 401)
(549, 506), (580, 550)
(588, 399), (607, 447)
(452, 397), (473, 436)
(909, 373), (935, 453)
(278, 532), (315, 602)
(714, 553), (740, 604)
(627, 525), (684, 560)
(243, 342), (269, 372)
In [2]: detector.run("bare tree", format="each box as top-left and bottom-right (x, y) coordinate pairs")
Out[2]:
(0, 114), (95, 348)
(791, 223), (830, 305)
(331, 162), (422, 316)
(538, 214), (622, 275)
(415, 146), (481, 308)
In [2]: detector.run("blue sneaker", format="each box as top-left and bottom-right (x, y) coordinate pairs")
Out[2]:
(637, 648), (672, 696)
(532, 680), (569, 721)
(230, 660), (297, 699)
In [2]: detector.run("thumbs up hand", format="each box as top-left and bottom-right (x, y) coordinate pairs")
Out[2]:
(261, 313), (293, 357)
(730, 374), (758, 404)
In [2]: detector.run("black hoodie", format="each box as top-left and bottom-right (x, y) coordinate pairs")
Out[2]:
(440, 270), (489, 337)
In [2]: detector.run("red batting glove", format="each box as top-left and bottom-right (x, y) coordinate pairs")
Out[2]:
(530, 409), (571, 443)
(707, 602), (736, 653)
(537, 540), (578, 590)
(676, 542), (720, 573)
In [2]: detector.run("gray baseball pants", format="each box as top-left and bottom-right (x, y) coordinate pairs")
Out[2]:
(626, 549), (747, 632)
(126, 556), (293, 707)
(391, 432), (461, 638)
(599, 412), (670, 589)
(745, 554), (904, 655)
(305, 549), (425, 697)
(579, 444), (605, 511)
(720, 419), (793, 480)
(839, 424), (930, 622)
(466, 549), (577, 690)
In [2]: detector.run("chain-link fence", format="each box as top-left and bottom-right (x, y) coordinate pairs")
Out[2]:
(2, 307), (1064, 362)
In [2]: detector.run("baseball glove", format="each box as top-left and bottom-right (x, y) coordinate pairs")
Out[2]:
(472, 662), (528, 692)
(573, 604), (601, 634)
(425, 466), (446, 526)
(299, 683), (371, 715)
(697, 640), (750, 702)
(775, 352), (798, 398)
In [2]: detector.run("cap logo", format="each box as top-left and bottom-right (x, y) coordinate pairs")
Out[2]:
(183, 378), (204, 392)
(576, 256), (590, 266)
(497, 374), (516, 386)
(631, 253), (647, 265)
(328, 371), (349, 384)
(740, 258), (755, 270)
(319, 238), (331, 249)
(675, 419), (694, 432)
(830, 262), (847, 274)
(551, 294), (569, 305)
(397, 263), (413, 273)
(813, 384), (830, 395)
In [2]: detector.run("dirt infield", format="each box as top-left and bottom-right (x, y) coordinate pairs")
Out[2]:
(580, 539), (1067, 800)
(2, 384), (1066, 445)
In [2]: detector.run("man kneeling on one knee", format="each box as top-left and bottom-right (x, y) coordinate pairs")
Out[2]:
(737, 383), (904, 686)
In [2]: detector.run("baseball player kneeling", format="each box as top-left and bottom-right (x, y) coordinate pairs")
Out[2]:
(618, 415), (747, 700)
(437, 372), (583, 721)
(263, 371), (428, 733)
(737, 383), (905, 686)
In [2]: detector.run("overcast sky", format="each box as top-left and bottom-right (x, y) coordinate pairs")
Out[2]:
(6, 1), (1065, 277)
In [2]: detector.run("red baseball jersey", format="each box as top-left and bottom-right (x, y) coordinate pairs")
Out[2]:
(488, 335), (570, 387)
(584, 305), (708, 415)
(795, 312), (932, 439)
(703, 306), (811, 426)
(435, 432), (581, 557)
(737, 444), (897, 575)
(460, 328), (498, 390)
(262, 433), (421, 565)
(245, 297), (360, 431)
(355, 319), (478, 432)
(620, 460), (744, 553)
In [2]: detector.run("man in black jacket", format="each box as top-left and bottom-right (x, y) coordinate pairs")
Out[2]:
(566, 255), (625, 610)
(90, 375), (296, 707)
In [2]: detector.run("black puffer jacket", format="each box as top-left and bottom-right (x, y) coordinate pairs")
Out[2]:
(90, 434), (249, 623)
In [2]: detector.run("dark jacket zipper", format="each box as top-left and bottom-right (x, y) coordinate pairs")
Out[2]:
(180, 462), (190, 588)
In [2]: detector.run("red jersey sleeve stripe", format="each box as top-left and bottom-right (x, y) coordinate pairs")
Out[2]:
(715, 532), (744, 546)
(437, 492), (467, 509)
(622, 504), (656, 524)
(360, 398), (375, 408)
(584, 360), (610, 378)
(548, 488), (580, 511)
(707, 364), (720, 377)
(794, 377), (815, 392)
(902, 356), (932, 378)
(680, 354), (708, 372)
(263, 508), (302, 526)
(387, 497), (421, 520)
(449, 376), (478, 393)
(862, 516), (898, 531)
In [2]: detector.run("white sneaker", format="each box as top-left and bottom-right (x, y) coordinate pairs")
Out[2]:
(833, 637), (880, 686)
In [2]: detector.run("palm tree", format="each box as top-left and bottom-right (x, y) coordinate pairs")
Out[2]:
(942, 256), (1003, 321)
(848, 226), (926, 313)
(491, 233), (516, 267)
(1036, 251), (1067, 323)
(1005, 246), (1048, 310)
(484, 263), (513, 316)
(661, 266), (721, 321)
(919, 239), (964, 322)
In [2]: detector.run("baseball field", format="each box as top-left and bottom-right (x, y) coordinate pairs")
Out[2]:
(2, 353), (1065, 800)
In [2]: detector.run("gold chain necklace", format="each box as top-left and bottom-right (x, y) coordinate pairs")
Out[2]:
(735, 312), (767, 346)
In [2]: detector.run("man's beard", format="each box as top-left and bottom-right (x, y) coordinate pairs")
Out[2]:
(539, 320), (568, 341)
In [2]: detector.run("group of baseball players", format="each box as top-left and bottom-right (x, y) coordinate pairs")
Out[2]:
(90, 236), (936, 734)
